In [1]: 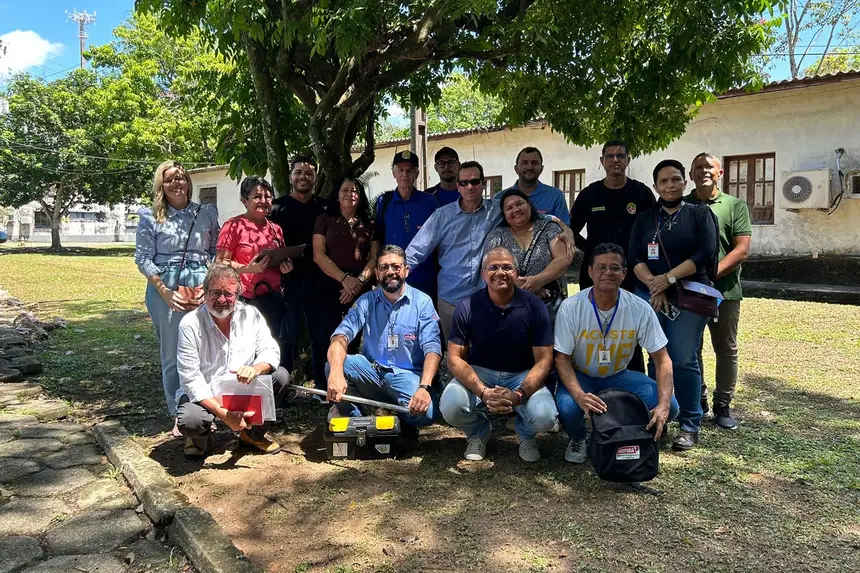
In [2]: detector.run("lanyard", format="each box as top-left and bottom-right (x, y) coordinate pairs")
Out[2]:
(589, 290), (619, 350)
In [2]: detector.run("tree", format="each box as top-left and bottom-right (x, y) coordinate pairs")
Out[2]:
(803, 45), (860, 73)
(0, 72), (153, 251)
(138, 0), (774, 196)
(776, 0), (860, 78)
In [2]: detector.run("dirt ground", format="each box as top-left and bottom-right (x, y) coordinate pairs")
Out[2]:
(146, 389), (860, 573)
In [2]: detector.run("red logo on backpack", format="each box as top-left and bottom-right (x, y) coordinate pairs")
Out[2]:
(616, 445), (640, 460)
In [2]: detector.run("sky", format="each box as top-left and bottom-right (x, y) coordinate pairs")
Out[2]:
(0, 0), (837, 89)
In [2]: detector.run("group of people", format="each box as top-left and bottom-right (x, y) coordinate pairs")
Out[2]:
(134, 140), (752, 464)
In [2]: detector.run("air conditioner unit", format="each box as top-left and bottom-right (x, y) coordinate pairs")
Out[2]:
(778, 169), (831, 210)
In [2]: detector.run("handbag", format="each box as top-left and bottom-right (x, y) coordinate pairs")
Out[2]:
(176, 205), (204, 310)
(654, 209), (720, 318)
(520, 219), (566, 322)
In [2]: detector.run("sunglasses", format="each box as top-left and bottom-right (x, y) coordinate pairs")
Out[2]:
(457, 178), (483, 187)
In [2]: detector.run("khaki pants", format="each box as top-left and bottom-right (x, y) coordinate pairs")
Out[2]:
(698, 299), (741, 406)
(437, 298), (457, 348)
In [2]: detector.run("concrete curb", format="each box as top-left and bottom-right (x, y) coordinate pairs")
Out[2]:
(93, 421), (261, 573)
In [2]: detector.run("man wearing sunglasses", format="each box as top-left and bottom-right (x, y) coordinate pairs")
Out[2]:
(440, 246), (557, 462)
(176, 263), (291, 458)
(553, 243), (678, 464)
(570, 140), (655, 372)
(326, 245), (442, 435)
(372, 150), (441, 302)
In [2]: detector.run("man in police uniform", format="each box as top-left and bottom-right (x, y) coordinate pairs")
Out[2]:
(372, 150), (440, 300)
(570, 140), (654, 372)
(326, 245), (442, 433)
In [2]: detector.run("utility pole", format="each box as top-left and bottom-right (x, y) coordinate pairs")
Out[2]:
(66, 10), (96, 69)
(409, 106), (428, 190)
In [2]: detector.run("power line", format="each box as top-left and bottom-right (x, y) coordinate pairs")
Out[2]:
(0, 137), (215, 168)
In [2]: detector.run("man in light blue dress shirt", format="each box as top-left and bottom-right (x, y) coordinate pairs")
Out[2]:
(499, 147), (570, 225)
(326, 245), (442, 433)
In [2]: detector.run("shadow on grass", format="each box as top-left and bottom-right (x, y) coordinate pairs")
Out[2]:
(0, 245), (135, 257)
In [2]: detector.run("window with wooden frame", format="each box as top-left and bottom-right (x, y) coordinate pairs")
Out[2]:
(198, 186), (218, 206)
(723, 153), (775, 225)
(554, 169), (585, 209)
(484, 176), (503, 199)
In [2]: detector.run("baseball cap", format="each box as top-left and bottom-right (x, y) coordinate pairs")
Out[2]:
(392, 150), (419, 167)
(434, 147), (459, 162)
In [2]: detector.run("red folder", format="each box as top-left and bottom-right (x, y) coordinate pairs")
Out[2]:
(221, 394), (263, 425)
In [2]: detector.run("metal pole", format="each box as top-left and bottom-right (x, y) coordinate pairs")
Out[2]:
(286, 384), (412, 415)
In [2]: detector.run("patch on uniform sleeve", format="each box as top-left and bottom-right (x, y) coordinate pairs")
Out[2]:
(626, 202), (637, 215)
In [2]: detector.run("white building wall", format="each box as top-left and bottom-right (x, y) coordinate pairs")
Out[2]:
(192, 78), (860, 257)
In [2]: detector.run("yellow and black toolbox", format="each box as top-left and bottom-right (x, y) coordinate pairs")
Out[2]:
(324, 415), (400, 460)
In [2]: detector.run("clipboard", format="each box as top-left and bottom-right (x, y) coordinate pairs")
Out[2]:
(252, 244), (306, 268)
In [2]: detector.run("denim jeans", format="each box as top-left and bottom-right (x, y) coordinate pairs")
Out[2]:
(440, 365), (558, 440)
(636, 288), (709, 432)
(144, 262), (207, 416)
(555, 369), (680, 441)
(326, 355), (435, 428)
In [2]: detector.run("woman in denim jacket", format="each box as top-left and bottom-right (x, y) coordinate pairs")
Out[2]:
(135, 160), (220, 432)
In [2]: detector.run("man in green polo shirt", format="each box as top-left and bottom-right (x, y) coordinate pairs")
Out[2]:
(685, 152), (752, 430)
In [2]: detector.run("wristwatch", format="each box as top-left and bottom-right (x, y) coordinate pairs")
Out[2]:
(418, 384), (432, 393)
(666, 273), (677, 285)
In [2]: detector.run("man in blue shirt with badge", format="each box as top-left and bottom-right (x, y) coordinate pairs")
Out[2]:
(499, 147), (570, 225)
(326, 245), (442, 432)
(373, 150), (440, 300)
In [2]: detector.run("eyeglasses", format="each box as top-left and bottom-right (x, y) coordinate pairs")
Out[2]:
(592, 264), (625, 274)
(207, 290), (237, 301)
(458, 178), (483, 187)
(377, 263), (404, 272)
(602, 153), (628, 162)
(436, 160), (459, 168)
(486, 264), (516, 273)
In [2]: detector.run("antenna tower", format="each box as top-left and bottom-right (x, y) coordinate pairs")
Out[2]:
(66, 9), (97, 69)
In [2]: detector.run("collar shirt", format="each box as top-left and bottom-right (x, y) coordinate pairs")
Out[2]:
(405, 199), (500, 305)
(134, 202), (220, 279)
(177, 302), (280, 403)
(333, 284), (442, 374)
(425, 184), (461, 207)
(373, 189), (440, 290)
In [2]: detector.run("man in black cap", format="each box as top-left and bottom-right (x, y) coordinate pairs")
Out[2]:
(425, 147), (461, 207)
(570, 140), (655, 372)
(372, 149), (441, 300)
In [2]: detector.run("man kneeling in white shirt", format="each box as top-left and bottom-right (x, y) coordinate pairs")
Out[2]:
(176, 263), (289, 458)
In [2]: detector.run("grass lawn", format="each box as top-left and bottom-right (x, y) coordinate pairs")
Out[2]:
(1, 245), (858, 573)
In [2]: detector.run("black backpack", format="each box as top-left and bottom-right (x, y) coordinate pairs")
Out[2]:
(589, 388), (659, 483)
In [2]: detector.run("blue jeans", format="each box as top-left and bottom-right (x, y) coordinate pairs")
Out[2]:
(636, 288), (709, 432)
(144, 262), (207, 416)
(440, 366), (558, 440)
(326, 355), (435, 428)
(555, 370), (680, 441)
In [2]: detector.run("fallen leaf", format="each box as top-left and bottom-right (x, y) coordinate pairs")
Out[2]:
(135, 503), (145, 514)
(383, 546), (396, 557)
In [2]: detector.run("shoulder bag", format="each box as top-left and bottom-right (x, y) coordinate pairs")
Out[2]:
(521, 220), (566, 322)
(654, 208), (720, 318)
(176, 205), (204, 310)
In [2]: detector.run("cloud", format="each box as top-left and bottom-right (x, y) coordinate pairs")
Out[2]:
(0, 30), (64, 74)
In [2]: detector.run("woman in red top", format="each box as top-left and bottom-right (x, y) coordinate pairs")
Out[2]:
(216, 177), (293, 365)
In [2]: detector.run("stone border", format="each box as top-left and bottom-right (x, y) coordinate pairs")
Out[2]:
(94, 420), (258, 573)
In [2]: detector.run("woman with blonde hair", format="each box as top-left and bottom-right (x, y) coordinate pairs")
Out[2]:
(135, 160), (220, 433)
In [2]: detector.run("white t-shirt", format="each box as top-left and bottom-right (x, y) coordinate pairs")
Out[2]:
(554, 287), (667, 377)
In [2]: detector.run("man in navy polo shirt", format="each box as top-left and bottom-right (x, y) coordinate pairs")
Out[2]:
(440, 246), (557, 462)
(326, 245), (442, 433)
(425, 147), (462, 206)
(372, 150), (440, 300)
(499, 147), (570, 225)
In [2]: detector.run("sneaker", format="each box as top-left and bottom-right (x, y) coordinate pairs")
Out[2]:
(672, 430), (699, 451)
(518, 437), (541, 462)
(548, 420), (561, 434)
(464, 434), (490, 461)
(238, 429), (282, 454)
(713, 403), (738, 430)
(183, 435), (210, 459)
(564, 438), (587, 463)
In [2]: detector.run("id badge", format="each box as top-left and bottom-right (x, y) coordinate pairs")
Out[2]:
(598, 349), (611, 366)
(647, 242), (659, 260)
(387, 333), (399, 350)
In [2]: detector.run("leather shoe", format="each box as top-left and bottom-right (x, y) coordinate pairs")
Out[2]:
(672, 430), (699, 451)
(238, 429), (282, 454)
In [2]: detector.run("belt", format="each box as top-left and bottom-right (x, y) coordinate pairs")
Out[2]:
(161, 261), (205, 269)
